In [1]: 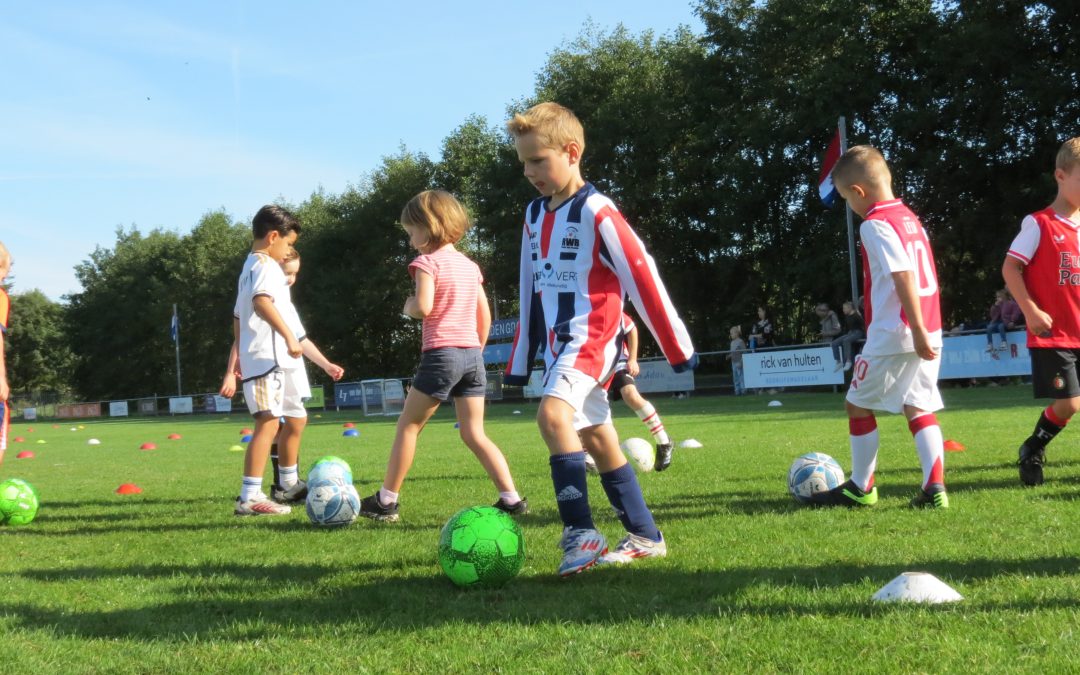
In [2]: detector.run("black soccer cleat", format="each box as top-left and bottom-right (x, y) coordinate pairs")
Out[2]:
(809, 479), (879, 507)
(1018, 443), (1046, 486)
(655, 442), (675, 472)
(359, 492), (400, 522)
(270, 481), (308, 504)
(910, 482), (949, 509)
(492, 497), (529, 517)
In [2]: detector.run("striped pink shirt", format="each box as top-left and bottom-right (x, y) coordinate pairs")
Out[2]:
(409, 245), (483, 351)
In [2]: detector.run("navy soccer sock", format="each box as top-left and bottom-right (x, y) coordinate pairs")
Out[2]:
(270, 443), (280, 486)
(549, 452), (595, 531)
(600, 463), (660, 541)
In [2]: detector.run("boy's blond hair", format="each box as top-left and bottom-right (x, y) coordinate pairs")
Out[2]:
(0, 240), (9, 269)
(1056, 138), (1080, 172)
(832, 145), (892, 191)
(506, 102), (586, 154)
(400, 190), (472, 247)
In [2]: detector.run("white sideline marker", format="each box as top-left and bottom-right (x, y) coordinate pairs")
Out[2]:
(768, 400), (783, 407)
(679, 438), (703, 449)
(87, 438), (101, 446)
(872, 572), (963, 604)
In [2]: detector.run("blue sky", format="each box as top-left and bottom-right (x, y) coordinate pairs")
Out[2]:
(1, 1), (702, 301)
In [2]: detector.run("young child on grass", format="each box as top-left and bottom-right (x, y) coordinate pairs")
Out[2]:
(220, 248), (344, 504)
(810, 145), (949, 509)
(1004, 137), (1080, 486)
(505, 102), (697, 575)
(359, 190), (526, 522)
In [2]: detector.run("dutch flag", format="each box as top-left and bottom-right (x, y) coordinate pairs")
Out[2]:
(817, 128), (842, 207)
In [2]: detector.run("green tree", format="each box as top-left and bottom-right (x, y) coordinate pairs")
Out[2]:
(6, 290), (75, 395)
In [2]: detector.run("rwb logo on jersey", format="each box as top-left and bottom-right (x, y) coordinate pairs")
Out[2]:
(561, 227), (580, 251)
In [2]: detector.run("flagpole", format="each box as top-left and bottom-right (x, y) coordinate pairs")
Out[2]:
(838, 116), (860, 306)
(173, 303), (182, 396)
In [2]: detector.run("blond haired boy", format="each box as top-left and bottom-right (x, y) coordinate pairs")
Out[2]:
(1004, 138), (1080, 486)
(811, 145), (949, 509)
(505, 102), (697, 575)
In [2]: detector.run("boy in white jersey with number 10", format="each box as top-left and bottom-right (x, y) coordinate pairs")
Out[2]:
(811, 145), (949, 509)
(505, 102), (698, 575)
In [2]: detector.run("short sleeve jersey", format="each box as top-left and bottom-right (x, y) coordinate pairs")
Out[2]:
(1006, 208), (1080, 348)
(409, 245), (483, 351)
(859, 199), (943, 356)
(233, 252), (301, 380)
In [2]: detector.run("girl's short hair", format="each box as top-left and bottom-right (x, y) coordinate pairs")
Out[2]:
(730, 325), (742, 336)
(400, 190), (472, 247)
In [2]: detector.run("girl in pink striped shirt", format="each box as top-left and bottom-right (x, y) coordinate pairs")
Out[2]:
(360, 190), (526, 522)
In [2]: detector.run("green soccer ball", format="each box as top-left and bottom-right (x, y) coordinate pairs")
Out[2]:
(0, 478), (39, 526)
(308, 455), (351, 475)
(438, 506), (525, 588)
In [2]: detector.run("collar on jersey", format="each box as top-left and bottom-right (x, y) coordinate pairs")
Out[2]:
(865, 199), (903, 217)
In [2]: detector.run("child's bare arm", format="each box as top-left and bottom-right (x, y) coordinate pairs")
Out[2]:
(300, 339), (344, 380)
(892, 270), (936, 360)
(1003, 256), (1052, 335)
(252, 296), (302, 357)
(476, 284), (492, 348)
(626, 324), (640, 376)
(0, 329), (8, 401)
(404, 270), (434, 319)
(219, 318), (241, 397)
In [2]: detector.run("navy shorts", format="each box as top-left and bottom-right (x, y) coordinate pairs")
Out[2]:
(411, 347), (487, 402)
(1030, 348), (1080, 399)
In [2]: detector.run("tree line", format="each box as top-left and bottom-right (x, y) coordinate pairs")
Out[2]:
(7, 0), (1078, 402)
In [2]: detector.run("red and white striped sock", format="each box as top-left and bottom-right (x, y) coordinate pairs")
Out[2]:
(635, 403), (670, 445)
(849, 415), (878, 492)
(909, 413), (944, 489)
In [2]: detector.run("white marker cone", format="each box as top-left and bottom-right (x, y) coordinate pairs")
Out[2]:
(679, 438), (703, 449)
(768, 400), (783, 407)
(872, 572), (963, 604)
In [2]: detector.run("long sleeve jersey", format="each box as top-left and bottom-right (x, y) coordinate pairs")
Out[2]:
(504, 183), (696, 385)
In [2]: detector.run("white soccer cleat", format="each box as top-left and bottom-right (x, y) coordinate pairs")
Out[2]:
(600, 531), (667, 564)
(557, 527), (607, 576)
(234, 494), (292, 516)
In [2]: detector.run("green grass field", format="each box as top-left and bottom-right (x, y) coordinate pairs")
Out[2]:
(2, 386), (1079, 673)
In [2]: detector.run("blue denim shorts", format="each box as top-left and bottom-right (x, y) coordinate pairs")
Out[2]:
(412, 347), (487, 401)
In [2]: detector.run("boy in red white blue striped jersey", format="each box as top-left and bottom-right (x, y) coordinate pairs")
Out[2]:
(505, 102), (697, 575)
(1004, 138), (1080, 487)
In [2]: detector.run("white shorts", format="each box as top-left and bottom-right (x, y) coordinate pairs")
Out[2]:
(243, 368), (310, 419)
(845, 352), (943, 414)
(543, 363), (612, 431)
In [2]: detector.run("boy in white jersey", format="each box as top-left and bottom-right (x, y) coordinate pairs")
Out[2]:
(227, 205), (304, 516)
(221, 250), (345, 504)
(505, 102), (697, 575)
(1004, 138), (1080, 486)
(810, 145), (949, 509)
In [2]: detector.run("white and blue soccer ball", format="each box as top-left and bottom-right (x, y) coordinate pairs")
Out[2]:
(308, 460), (353, 487)
(788, 452), (845, 503)
(305, 481), (361, 527)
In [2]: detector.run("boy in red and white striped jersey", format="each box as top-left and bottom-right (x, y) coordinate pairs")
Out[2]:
(1004, 138), (1080, 486)
(810, 145), (949, 509)
(505, 102), (697, 575)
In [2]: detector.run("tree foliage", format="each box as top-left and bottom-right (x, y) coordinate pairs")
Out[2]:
(32, 2), (1080, 398)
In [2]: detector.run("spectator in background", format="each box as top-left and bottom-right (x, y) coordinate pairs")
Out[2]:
(727, 325), (747, 395)
(986, 289), (1023, 352)
(832, 300), (865, 371)
(748, 306), (774, 351)
(815, 303), (842, 343)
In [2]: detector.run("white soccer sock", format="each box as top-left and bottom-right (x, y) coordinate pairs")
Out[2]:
(910, 413), (945, 489)
(636, 403), (670, 445)
(279, 464), (298, 489)
(498, 490), (521, 505)
(240, 476), (263, 502)
(378, 487), (399, 507)
(849, 416), (879, 492)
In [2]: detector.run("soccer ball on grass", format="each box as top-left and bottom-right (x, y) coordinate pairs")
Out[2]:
(438, 506), (525, 587)
(788, 452), (845, 503)
(305, 480), (361, 527)
(0, 478), (39, 526)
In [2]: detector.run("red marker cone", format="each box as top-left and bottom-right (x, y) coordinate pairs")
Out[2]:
(343, 422), (356, 428)
(240, 428), (253, 435)
(16, 451), (34, 459)
(167, 433), (182, 440)
(13, 437), (24, 443)
(116, 483), (143, 495)
(140, 442), (157, 451)
(943, 439), (966, 452)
